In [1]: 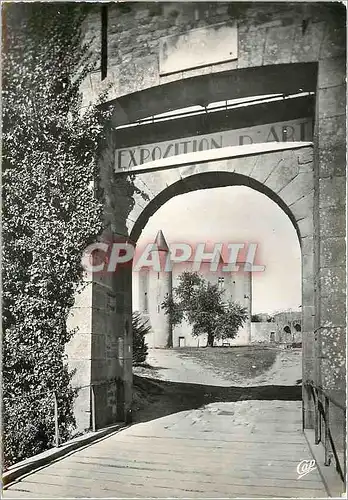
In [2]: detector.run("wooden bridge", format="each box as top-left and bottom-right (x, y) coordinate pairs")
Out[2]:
(3, 400), (327, 498)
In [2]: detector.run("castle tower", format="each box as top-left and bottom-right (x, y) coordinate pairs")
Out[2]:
(229, 263), (252, 344)
(138, 230), (173, 348)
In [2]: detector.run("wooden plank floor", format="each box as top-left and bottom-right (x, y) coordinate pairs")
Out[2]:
(3, 401), (327, 498)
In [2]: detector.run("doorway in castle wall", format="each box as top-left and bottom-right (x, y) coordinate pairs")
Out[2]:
(132, 185), (301, 364)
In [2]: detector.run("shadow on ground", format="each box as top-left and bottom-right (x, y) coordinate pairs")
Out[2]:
(132, 375), (301, 424)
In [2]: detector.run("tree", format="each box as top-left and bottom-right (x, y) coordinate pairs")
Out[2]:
(162, 272), (248, 347)
(2, 4), (109, 467)
(251, 314), (262, 322)
(132, 312), (150, 365)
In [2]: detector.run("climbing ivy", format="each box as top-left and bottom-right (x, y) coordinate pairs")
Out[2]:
(2, 3), (109, 467)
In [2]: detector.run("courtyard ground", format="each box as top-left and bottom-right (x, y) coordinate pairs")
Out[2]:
(132, 346), (302, 423)
(135, 345), (302, 386)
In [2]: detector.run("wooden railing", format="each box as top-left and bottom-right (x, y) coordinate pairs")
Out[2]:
(304, 381), (346, 484)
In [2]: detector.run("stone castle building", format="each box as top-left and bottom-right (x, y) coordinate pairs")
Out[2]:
(134, 230), (252, 347)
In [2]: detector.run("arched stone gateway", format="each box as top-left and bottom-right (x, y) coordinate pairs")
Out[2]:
(68, 2), (345, 483)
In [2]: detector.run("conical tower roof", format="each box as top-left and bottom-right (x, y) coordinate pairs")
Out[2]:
(150, 230), (169, 253)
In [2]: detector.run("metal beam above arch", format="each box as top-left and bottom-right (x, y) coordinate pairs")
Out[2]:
(103, 62), (318, 128)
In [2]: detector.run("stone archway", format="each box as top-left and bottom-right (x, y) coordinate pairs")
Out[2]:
(98, 142), (314, 428)
(66, 5), (345, 486)
(70, 45), (344, 445)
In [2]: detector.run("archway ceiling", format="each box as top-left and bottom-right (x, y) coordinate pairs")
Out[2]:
(103, 62), (318, 128)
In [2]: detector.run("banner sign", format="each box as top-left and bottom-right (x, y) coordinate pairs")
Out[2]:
(115, 118), (312, 172)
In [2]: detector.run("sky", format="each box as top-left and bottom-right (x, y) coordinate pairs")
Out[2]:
(134, 185), (301, 315)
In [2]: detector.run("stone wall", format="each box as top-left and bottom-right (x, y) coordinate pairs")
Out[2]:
(251, 323), (276, 344)
(81, 2), (345, 106)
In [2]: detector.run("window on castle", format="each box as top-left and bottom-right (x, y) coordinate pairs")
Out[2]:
(218, 276), (224, 290)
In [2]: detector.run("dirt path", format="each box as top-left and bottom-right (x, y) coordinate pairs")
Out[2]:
(135, 348), (231, 386)
(134, 347), (302, 387)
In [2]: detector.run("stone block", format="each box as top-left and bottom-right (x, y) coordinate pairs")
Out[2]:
(297, 216), (314, 238)
(88, 69), (121, 103)
(131, 191), (147, 211)
(302, 310), (315, 333)
(69, 359), (92, 388)
(237, 28), (268, 68)
(106, 358), (123, 379)
(301, 235), (314, 257)
(135, 7), (150, 20)
(92, 309), (108, 336)
(319, 177), (346, 208)
(118, 55), (159, 96)
(302, 305), (316, 330)
(320, 266), (346, 298)
(211, 60), (238, 74)
(93, 311), (125, 341)
(302, 332), (316, 358)
(127, 203), (146, 229)
(161, 167), (184, 187)
(92, 272), (115, 296)
(67, 307), (92, 334)
(230, 155), (259, 177)
(182, 65), (213, 79)
(320, 236), (346, 268)
(302, 354), (316, 382)
(319, 24), (346, 59)
(302, 252), (314, 280)
(263, 26), (296, 65)
(250, 151), (283, 184)
(318, 114), (345, 149)
(105, 334), (119, 359)
(92, 333), (107, 360)
(74, 282), (93, 307)
(65, 333), (92, 361)
(320, 359), (345, 392)
(298, 162), (314, 174)
(302, 276), (315, 307)
(92, 283), (110, 309)
(160, 72), (183, 84)
(264, 152), (299, 194)
(320, 294), (346, 328)
(320, 326), (346, 391)
(73, 387), (91, 432)
(296, 147), (314, 166)
(289, 191), (314, 222)
(278, 172), (314, 206)
(179, 164), (199, 178)
(91, 359), (109, 383)
(319, 144), (346, 178)
(318, 56), (346, 89)
(291, 21), (325, 63)
(318, 85), (346, 119)
(133, 177), (155, 203)
(136, 170), (168, 198)
(319, 206), (345, 238)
